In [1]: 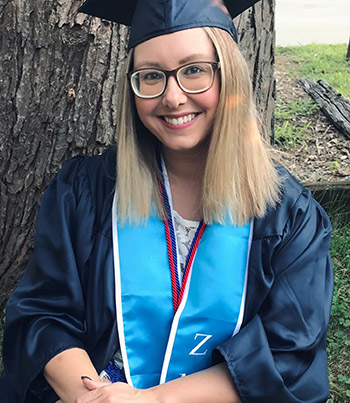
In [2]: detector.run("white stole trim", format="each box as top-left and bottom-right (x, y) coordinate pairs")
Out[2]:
(161, 157), (182, 284)
(112, 191), (133, 386)
(232, 220), (253, 336)
(159, 268), (193, 383)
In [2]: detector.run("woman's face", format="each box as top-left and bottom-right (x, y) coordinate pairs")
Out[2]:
(133, 28), (220, 155)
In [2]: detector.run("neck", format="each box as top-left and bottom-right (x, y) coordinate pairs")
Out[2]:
(161, 147), (208, 182)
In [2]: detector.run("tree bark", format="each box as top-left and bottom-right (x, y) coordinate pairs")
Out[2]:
(0, 0), (128, 315)
(236, 0), (276, 140)
(0, 0), (275, 316)
(298, 78), (350, 139)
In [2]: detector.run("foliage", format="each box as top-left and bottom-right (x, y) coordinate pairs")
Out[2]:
(329, 161), (340, 169)
(275, 98), (317, 120)
(274, 121), (310, 147)
(276, 44), (350, 98)
(274, 98), (315, 147)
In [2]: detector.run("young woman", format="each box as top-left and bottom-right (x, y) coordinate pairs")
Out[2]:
(1, 0), (333, 402)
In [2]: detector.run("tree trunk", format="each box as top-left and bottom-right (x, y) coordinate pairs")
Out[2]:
(0, 0), (275, 317)
(0, 0), (129, 316)
(236, 0), (276, 140)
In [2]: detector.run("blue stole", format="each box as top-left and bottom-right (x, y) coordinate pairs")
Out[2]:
(112, 177), (252, 388)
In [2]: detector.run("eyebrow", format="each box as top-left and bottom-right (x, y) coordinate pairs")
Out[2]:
(179, 53), (212, 64)
(134, 53), (213, 70)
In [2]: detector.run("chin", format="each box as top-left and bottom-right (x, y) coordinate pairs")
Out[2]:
(162, 139), (209, 154)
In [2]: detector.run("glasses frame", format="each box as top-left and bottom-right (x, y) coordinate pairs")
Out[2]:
(127, 61), (220, 99)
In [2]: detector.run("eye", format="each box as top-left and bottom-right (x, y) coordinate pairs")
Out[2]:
(141, 71), (163, 82)
(182, 64), (206, 76)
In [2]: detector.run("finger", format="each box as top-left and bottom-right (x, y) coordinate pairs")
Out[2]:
(81, 377), (107, 391)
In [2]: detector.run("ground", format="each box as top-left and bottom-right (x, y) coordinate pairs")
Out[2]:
(274, 54), (350, 185)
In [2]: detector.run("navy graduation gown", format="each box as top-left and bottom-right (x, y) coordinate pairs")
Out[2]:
(1, 148), (333, 402)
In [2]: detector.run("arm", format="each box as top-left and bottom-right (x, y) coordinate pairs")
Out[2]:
(2, 156), (96, 402)
(151, 363), (241, 403)
(76, 362), (241, 403)
(44, 348), (100, 403)
(215, 188), (333, 402)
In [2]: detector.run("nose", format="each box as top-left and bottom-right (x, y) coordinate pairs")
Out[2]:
(161, 76), (187, 109)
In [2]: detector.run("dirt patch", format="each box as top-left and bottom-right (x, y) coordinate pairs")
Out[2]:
(274, 54), (350, 185)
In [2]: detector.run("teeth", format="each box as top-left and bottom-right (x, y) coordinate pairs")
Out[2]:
(164, 114), (196, 125)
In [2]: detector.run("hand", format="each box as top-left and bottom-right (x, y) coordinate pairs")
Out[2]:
(75, 378), (159, 402)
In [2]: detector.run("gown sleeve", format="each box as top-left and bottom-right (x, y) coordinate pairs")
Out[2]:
(215, 188), (333, 403)
(2, 156), (96, 402)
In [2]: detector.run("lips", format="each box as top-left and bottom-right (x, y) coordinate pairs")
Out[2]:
(163, 113), (197, 126)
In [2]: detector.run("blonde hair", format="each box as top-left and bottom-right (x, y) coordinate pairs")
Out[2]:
(116, 27), (281, 225)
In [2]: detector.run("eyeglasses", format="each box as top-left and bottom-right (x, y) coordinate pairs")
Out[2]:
(128, 61), (220, 99)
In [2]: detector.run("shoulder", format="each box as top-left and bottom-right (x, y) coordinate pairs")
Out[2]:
(82, 146), (117, 181)
(53, 147), (116, 199)
(81, 147), (117, 202)
(56, 147), (116, 184)
(253, 165), (330, 239)
(43, 147), (116, 234)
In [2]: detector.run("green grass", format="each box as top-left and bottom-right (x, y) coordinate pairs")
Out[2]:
(275, 99), (317, 120)
(274, 121), (311, 147)
(274, 98), (316, 147)
(276, 43), (350, 98)
(326, 212), (350, 402)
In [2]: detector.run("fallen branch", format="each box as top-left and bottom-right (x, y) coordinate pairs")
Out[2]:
(298, 78), (350, 139)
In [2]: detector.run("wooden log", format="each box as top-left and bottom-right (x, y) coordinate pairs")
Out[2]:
(298, 78), (350, 139)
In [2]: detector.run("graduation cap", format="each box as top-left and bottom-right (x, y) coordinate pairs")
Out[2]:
(79, 0), (260, 48)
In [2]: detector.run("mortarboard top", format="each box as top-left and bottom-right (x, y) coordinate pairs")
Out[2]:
(79, 0), (260, 48)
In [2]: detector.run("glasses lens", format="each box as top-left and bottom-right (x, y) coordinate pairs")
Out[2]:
(131, 70), (165, 98)
(178, 63), (214, 93)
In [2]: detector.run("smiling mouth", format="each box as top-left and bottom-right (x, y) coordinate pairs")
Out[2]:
(163, 113), (197, 126)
